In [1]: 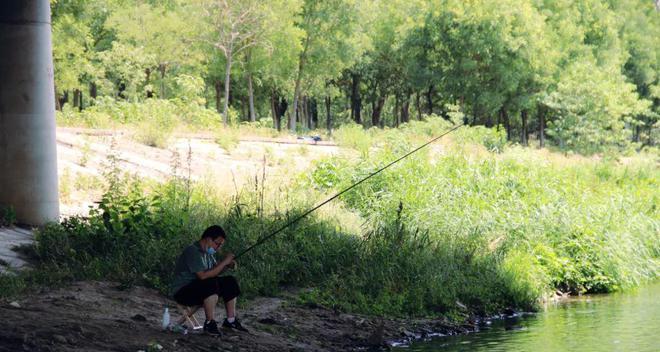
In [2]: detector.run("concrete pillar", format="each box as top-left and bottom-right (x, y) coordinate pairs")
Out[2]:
(0, 0), (59, 225)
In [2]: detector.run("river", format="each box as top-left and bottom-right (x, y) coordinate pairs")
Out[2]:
(396, 282), (660, 351)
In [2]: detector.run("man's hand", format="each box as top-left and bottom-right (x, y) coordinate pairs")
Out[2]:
(220, 253), (235, 268)
(227, 260), (238, 270)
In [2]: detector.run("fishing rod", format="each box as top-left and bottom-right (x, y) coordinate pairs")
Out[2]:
(234, 122), (465, 260)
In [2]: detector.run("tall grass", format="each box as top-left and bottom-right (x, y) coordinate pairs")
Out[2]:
(308, 133), (659, 299)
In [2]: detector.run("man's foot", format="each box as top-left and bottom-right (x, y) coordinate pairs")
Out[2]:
(222, 318), (249, 332)
(203, 320), (222, 336)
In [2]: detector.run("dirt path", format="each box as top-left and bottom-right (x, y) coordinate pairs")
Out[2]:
(56, 128), (344, 217)
(0, 281), (471, 352)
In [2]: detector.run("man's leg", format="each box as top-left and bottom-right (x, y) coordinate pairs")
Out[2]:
(225, 297), (236, 320)
(203, 293), (219, 321)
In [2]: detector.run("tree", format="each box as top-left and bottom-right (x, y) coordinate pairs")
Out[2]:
(199, 0), (267, 126)
(107, 2), (200, 100)
(52, 13), (94, 109)
(289, 0), (363, 131)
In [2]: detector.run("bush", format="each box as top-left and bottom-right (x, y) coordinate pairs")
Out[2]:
(0, 205), (16, 227)
(215, 128), (240, 152)
(56, 97), (222, 132)
(333, 123), (372, 157)
(310, 126), (659, 300)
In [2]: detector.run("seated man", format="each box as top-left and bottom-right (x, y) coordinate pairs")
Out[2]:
(171, 225), (247, 335)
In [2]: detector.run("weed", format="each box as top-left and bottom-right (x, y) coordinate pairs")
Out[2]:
(0, 205), (16, 227)
(333, 123), (372, 158)
(215, 128), (240, 153)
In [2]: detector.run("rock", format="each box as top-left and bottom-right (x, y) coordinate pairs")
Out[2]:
(226, 335), (240, 342)
(401, 329), (415, 338)
(257, 317), (279, 325)
(131, 314), (147, 322)
(52, 334), (68, 344)
(366, 322), (384, 346)
(9, 301), (21, 308)
(73, 324), (85, 334)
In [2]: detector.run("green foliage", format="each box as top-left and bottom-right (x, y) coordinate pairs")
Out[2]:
(310, 125), (659, 300)
(214, 128), (240, 152)
(333, 123), (372, 157)
(0, 205), (16, 227)
(50, 0), (660, 152)
(57, 97), (221, 132)
(129, 100), (179, 148)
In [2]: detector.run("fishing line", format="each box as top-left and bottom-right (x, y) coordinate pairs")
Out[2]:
(235, 122), (464, 259)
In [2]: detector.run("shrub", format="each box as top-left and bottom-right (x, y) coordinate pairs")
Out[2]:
(0, 205), (16, 227)
(215, 128), (240, 152)
(333, 123), (372, 157)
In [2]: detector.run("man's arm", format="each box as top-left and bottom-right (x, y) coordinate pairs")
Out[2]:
(195, 254), (235, 280)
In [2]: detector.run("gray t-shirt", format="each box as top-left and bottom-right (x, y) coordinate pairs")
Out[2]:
(171, 242), (217, 296)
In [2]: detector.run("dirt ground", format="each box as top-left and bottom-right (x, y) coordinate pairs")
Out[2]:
(0, 281), (472, 352)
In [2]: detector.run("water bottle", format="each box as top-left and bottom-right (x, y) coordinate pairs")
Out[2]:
(161, 307), (170, 330)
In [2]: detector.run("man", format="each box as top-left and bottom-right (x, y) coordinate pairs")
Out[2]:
(171, 225), (247, 335)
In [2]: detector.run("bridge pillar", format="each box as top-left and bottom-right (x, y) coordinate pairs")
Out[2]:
(0, 0), (59, 225)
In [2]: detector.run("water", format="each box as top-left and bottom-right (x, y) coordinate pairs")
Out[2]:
(397, 282), (660, 352)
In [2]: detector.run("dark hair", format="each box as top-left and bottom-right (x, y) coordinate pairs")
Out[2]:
(201, 225), (226, 240)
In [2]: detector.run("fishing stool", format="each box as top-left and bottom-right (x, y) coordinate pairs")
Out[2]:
(176, 304), (203, 331)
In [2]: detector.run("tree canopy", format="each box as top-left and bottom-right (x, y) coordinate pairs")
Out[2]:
(51, 0), (660, 153)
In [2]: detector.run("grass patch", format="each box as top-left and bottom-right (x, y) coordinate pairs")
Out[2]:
(215, 128), (240, 153)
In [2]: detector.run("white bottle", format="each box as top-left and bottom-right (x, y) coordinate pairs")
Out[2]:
(162, 307), (170, 330)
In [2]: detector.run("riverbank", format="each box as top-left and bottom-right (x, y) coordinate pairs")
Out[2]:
(0, 281), (473, 352)
(398, 282), (660, 351)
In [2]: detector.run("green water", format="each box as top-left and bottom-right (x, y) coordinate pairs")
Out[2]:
(397, 282), (660, 352)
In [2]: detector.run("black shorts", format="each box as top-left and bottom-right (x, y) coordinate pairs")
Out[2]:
(173, 275), (241, 306)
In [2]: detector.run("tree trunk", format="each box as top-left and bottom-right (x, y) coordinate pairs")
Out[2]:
(311, 99), (318, 130)
(426, 84), (434, 114)
(145, 68), (153, 98)
(372, 96), (385, 128)
(73, 89), (80, 110)
(270, 92), (278, 130)
(485, 112), (493, 128)
(521, 110), (529, 146)
(242, 97), (248, 121)
(292, 36), (311, 131)
(401, 94), (410, 123)
(58, 90), (68, 110)
(501, 108), (511, 141)
(89, 82), (97, 100)
(351, 73), (361, 124)
(301, 96), (308, 129)
(395, 96), (401, 128)
(159, 64), (167, 99)
(214, 80), (223, 114)
(278, 97), (288, 132)
(306, 96), (312, 129)
(325, 96), (332, 134)
(54, 84), (60, 111)
(247, 72), (256, 122)
(415, 92), (422, 120)
(223, 51), (233, 126)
